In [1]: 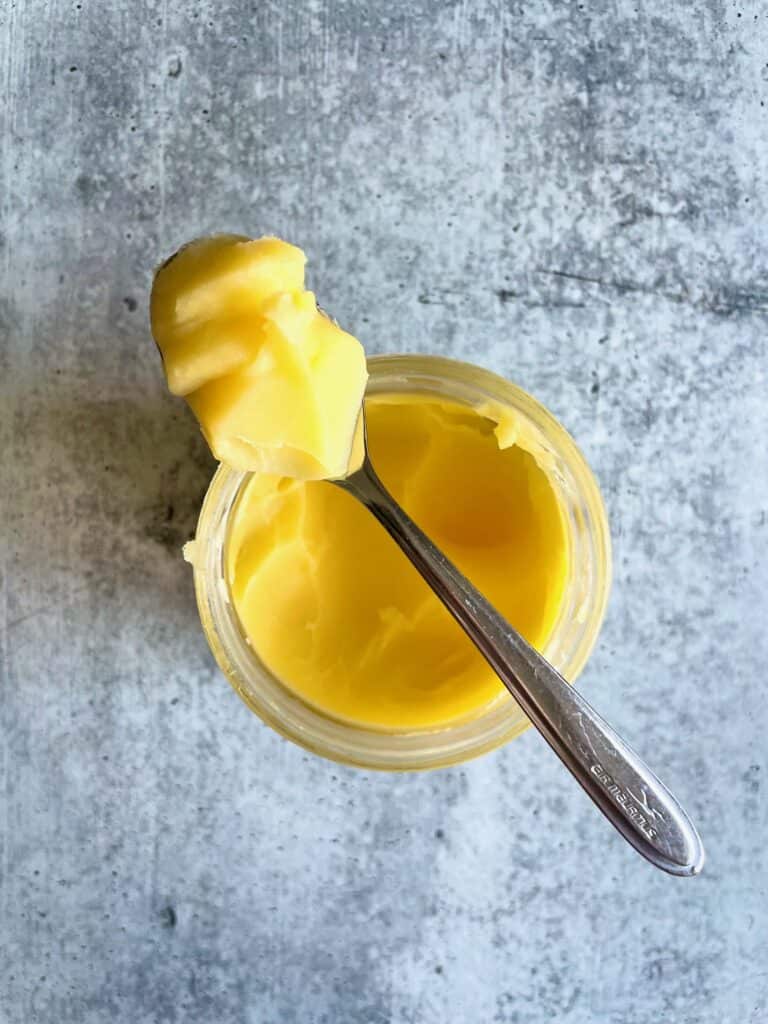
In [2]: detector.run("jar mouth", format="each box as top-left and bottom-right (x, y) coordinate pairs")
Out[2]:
(191, 354), (612, 771)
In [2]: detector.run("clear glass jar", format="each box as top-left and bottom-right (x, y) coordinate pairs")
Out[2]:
(189, 355), (612, 770)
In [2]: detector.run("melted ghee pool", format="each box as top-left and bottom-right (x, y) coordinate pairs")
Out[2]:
(227, 394), (569, 730)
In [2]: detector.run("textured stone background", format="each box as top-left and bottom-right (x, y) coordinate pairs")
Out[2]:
(1, 2), (767, 1022)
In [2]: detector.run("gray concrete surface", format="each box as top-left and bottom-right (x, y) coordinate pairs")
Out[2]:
(1, 2), (767, 1021)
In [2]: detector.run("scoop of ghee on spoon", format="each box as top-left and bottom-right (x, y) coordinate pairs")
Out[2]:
(151, 235), (367, 479)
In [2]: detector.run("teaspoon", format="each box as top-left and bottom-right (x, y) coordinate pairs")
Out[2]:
(332, 408), (705, 876)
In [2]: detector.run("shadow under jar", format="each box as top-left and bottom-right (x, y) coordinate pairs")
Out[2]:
(189, 354), (612, 770)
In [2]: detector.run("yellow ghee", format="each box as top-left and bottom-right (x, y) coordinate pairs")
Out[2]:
(150, 235), (367, 479)
(151, 235), (569, 732)
(226, 394), (569, 730)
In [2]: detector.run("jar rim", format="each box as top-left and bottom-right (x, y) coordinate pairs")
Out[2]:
(190, 354), (612, 770)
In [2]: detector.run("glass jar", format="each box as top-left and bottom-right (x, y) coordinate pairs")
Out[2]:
(189, 355), (612, 770)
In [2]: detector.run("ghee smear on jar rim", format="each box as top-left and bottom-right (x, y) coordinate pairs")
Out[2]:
(150, 235), (570, 731)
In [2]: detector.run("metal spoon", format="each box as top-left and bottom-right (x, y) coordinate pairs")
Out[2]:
(332, 409), (705, 876)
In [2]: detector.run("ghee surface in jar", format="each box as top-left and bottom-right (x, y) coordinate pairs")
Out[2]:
(226, 393), (569, 730)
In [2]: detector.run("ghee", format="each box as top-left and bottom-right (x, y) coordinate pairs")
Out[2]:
(150, 235), (367, 479)
(151, 236), (571, 733)
(226, 394), (569, 730)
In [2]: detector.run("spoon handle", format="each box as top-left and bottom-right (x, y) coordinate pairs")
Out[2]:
(337, 458), (704, 876)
